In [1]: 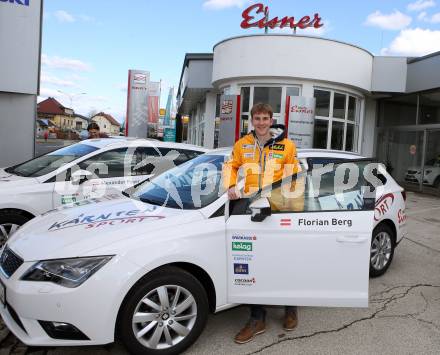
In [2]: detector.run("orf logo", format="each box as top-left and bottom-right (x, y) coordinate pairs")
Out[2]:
(0, 0), (30, 6)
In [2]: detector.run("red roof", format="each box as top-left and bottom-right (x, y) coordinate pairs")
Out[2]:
(93, 112), (120, 127)
(37, 97), (69, 115)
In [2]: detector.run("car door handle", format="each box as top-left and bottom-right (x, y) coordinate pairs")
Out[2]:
(336, 235), (368, 243)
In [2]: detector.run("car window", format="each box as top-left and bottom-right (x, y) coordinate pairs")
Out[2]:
(78, 148), (130, 178)
(5, 143), (98, 177)
(158, 148), (203, 166)
(261, 160), (379, 213)
(306, 157), (347, 170)
(132, 154), (224, 210)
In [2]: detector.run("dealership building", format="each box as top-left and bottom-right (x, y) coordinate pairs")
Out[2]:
(176, 34), (440, 192)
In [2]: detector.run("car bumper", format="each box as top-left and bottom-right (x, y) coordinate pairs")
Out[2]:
(0, 256), (139, 346)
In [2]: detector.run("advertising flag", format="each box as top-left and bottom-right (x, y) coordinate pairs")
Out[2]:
(148, 81), (161, 124)
(163, 87), (174, 126)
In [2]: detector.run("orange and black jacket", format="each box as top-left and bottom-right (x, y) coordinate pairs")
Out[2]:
(222, 124), (301, 195)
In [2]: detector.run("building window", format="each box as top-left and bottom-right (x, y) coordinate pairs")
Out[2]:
(254, 87), (282, 113)
(313, 89), (360, 152)
(240, 85), (301, 133)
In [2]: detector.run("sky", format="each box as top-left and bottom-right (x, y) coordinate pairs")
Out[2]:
(39, 0), (440, 123)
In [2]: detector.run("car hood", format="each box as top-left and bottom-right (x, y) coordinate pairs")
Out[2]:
(8, 196), (204, 261)
(0, 169), (35, 187)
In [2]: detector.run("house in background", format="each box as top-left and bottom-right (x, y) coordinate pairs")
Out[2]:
(37, 97), (75, 131)
(74, 114), (89, 132)
(91, 112), (121, 135)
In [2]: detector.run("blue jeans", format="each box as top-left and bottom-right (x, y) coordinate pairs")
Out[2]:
(250, 305), (297, 320)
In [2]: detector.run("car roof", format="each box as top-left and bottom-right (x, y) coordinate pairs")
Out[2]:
(79, 138), (208, 152)
(206, 147), (365, 159)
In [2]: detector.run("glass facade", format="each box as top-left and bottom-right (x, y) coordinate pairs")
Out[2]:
(376, 89), (440, 195)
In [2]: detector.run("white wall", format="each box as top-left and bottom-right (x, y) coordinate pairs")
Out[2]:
(0, 93), (36, 167)
(213, 35), (373, 92)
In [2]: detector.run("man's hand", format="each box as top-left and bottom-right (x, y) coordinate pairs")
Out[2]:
(227, 186), (240, 200)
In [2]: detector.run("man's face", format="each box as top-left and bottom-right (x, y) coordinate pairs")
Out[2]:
(88, 129), (100, 138)
(251, 111), (273, 137)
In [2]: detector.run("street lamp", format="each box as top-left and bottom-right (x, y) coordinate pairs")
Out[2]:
(57, 90), (87, 136)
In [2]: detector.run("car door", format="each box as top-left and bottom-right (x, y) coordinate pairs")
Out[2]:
(226, 160), (377, 308)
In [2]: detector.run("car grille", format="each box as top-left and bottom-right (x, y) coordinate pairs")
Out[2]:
(407, 170), (418, 174)
(0, 246), (23, 278)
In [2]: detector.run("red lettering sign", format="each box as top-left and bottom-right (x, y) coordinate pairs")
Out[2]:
(241, 3), (323, 30)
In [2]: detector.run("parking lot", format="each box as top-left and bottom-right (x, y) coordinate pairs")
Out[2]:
(1, 191), (439, 354)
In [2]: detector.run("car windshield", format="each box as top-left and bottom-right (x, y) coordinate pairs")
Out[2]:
(131, 154), (225, 210)
(5, 143), (99, 177)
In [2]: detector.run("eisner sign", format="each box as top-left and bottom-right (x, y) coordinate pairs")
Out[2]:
(241, 3), (323, 30)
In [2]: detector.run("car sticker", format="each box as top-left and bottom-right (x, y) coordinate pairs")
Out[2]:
(272, 153), (283, 159)
(48, 206), (161, 231)
(233, 263), (249, 275)
(398, 209), (407, 225)
(374, 193), (394, 221)
(243, 153), (254, 159)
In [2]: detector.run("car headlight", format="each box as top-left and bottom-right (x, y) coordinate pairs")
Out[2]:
(21, 256), (113, 288)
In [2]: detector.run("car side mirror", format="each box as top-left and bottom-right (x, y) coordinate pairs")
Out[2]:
(249, 197), (271, 222)
(71, 169), (92, 185)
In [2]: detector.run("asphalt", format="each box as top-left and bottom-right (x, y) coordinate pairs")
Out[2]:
(1, 191), (439, 354)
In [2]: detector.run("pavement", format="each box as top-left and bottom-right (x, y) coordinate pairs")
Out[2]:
(1, 192), (440, 354)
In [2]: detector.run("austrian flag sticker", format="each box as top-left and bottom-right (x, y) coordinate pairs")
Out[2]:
(280, 218), (291, 226)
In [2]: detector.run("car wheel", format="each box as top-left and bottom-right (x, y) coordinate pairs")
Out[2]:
(433, 176), (440, 188)
(0, 212), (31, 247)
(118, 266), (209, 355)
(370, 223), (395, 278)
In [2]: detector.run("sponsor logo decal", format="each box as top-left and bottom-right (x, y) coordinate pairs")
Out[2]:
(232, 241), (252, 252)
(133, 74), (147, 84)
(272, 144), (285, 151)
(61, 194), (78, 205)
(232, 234), (257, 241)
(233, 254), (254, 262)
(272, 153), (283, 159)
(234, 263), (249, 275)
(374, 193), (394, 221)
(244, 153), (254, 159)
(48, 206), (161, 231)
(234, 277), (255, 286)
(242, 144), (254, 149)
(398, 209), (407, 224)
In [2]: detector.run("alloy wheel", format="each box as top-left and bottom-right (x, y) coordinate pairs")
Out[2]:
(131, 284), (197, 350)
(371, 231), (392, 271)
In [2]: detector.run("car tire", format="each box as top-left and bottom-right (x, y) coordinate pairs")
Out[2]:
(0, 211), (31, 247)
(433, 176), (440, 188)
(118, 266), (209, 355)
(370, 223), (395, 278)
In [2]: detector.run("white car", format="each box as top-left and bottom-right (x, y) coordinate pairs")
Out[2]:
(297, 149), (407, 277)
(0, 138), (207, 245)
(405, 157), (440, 187)
(0, 149), (406, 354)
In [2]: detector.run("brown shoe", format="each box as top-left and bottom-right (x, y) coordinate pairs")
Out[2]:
(283, 308), (298, 331)
(234, 319), (266, 344)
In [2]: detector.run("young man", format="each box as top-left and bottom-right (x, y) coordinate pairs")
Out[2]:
(87, 122), (108, 139)
(223, 103), (301, 344)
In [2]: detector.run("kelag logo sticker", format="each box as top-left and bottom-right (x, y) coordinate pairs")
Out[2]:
(232, 241), (252, 252)
(234, 263), (249, 275)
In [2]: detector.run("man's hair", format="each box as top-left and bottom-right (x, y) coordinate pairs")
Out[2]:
(87, 122), (100, 131)
(251, 103), (273, 119)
